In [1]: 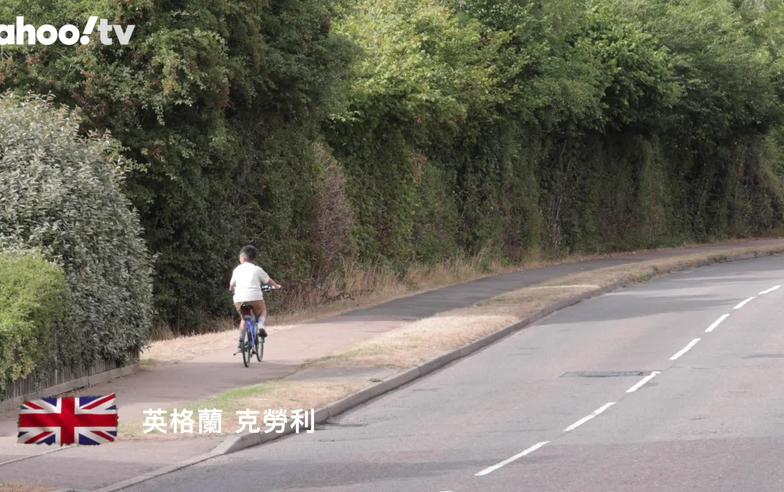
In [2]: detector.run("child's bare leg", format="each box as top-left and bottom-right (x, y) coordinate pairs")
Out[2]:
(254, 300), (268, 337)
(257, 302), (268, 327)
(238, 318), (246, 346)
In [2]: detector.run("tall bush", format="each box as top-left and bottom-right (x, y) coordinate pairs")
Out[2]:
(0, 93), (153, 365)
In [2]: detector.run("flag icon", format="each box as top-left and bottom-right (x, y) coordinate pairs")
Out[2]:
(18, 394), (118, 445)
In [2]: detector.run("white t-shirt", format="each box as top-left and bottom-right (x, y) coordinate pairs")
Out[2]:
(229, 263), (271, 303)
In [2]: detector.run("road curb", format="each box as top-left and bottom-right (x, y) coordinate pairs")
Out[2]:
(98, 246), (783, 490)
(94, 451), (219, 492)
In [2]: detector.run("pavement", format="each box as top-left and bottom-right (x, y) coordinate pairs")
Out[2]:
(0, 238), (783, 490)
(126, 254), (784, 492)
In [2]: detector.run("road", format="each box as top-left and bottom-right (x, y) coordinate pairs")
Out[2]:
(129, 254), (784, 492)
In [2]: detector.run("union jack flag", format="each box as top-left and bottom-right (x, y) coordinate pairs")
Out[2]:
(18, 394), (118, 445)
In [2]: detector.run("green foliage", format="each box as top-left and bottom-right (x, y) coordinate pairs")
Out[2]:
(619, 0), (780, 135)
(0, 251), (67, 390)
(0, 0), (354, 329)
(330, 0), (784, 262)
(2, 0), (784, 333)
(0, 93), (153, 365)
(332, 0), (502, 134)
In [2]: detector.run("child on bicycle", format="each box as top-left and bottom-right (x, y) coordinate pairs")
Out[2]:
(228, 245), (282, 349)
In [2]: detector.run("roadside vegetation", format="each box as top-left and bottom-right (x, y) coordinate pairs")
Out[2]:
(0, 0), (783, 343)
(0, 252), (66, 391)
(0, 94), (153, 393)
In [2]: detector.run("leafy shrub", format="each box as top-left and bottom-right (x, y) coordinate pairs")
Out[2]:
(0, 93), (153, 366)
(0, 251), (67, 390)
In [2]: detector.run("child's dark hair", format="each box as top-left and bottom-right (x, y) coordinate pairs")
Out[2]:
(239, 245), (257, 261)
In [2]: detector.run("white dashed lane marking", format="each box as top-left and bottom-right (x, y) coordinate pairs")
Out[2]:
(733, 296), (756, 310)
(705, 314), (730, 333)
(563, 402), (616, 432)
(669, 337), (701, 361)
(626, 371), (660, 393)
(474, 441), (550, 477)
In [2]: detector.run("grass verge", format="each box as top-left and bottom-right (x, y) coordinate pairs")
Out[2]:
(0, 484), (52, 492)
(120, 379), (369, 439)
(307, 245), (784, 370)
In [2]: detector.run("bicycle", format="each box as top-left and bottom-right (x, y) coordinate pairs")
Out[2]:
(234, 284), (278, 367)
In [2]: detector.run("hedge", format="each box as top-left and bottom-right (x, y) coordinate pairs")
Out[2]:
(0, 93), (153, 369)
(0, 0), (782, 334)
(0, 251), (67, 390)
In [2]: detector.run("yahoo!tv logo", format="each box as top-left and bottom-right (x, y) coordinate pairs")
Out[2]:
(0, 16), (135, 46)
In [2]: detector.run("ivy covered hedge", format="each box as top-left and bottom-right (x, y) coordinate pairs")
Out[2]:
(0, 251), (67, 390)
(328, 0), (784, 261)
(0, 94), (153, 371)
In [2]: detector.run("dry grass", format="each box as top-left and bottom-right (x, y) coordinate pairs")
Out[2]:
(279, 249), (633, 325)
(278, 237), (775, 326)
(306, 244), (784, 370)
(149, 256), (507, 341)
(0, 484), (52, 492)
(120, 379), (369, 439)
(305, 284), (593, 370)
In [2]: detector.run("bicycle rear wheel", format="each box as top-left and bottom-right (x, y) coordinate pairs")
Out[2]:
(241, 331), (250, 368)
(247, 317), (259, 366)
(255, 337), (264, 362)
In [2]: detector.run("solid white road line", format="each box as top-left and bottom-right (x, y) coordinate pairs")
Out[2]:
(474, 441), (550, 477)
(563, 402), (616, 432)
(626, 371), (661, 393)
(705, 314), (730, 333)
(669, 338), (701, 361)
(759, 285), (781, 295)
(733, 296), (756, 310)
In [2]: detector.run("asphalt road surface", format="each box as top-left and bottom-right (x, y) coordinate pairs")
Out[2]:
(132, 255), (784, 492)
